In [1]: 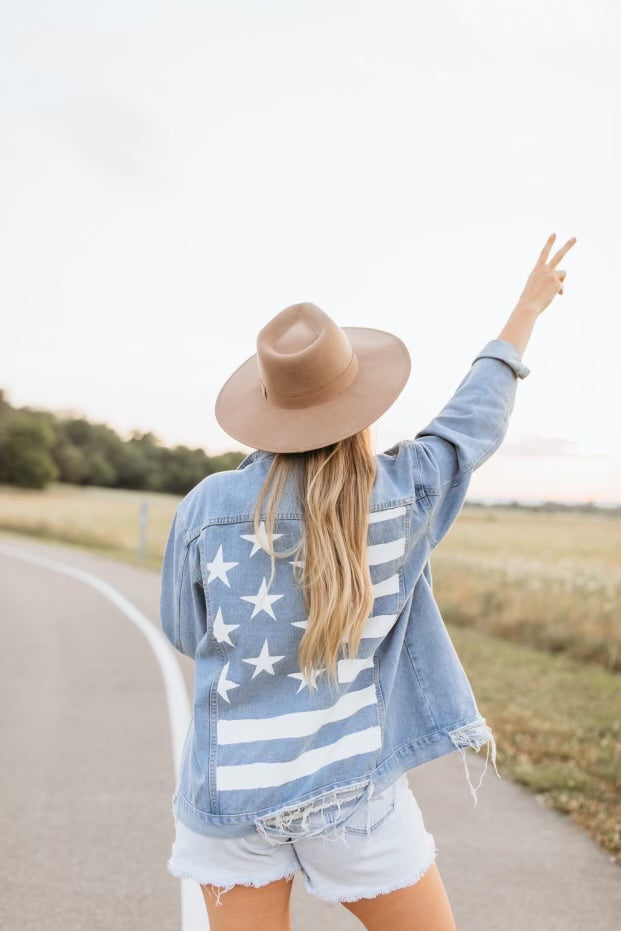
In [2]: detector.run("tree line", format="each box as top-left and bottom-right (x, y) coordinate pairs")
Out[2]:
(0, 389), (246, 495)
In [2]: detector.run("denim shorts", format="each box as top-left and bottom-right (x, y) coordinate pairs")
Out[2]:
(167, 772), (438, 906)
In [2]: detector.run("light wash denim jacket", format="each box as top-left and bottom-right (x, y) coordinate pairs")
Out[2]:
(160, 338), (530, 841)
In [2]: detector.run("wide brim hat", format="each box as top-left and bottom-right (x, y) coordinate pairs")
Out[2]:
(214, 302), (411, 454)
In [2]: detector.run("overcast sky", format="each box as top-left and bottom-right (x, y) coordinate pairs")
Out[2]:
(1, 0), (619, 503)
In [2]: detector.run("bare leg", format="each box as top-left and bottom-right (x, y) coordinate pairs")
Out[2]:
(200, 874), (295, 931)
(340, 861), (457, 931)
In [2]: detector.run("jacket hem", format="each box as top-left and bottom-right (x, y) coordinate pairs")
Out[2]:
(170, 716), (501, 838)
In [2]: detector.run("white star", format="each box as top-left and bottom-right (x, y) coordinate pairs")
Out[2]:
(290, 558), (305, 569)
(291, 618), (308, 631)
(240, 521), (284, 557)
(288, 666), (326, 693)
(205, 545), (238, 587)
(212, 607), (240, 646)
(242, 639), (286, 679)
(217, 661), (240, 703)
(240, 577), (285, 620)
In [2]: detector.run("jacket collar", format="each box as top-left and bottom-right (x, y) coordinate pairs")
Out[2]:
(236, 449), (275, 470)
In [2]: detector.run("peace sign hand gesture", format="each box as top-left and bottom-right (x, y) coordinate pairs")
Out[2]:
(517, 233), (577, 316)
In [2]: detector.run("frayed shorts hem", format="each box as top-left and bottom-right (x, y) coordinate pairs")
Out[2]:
(166, 857), (301, 894)
(307, 840), (439, 904)
(167, 773), (438, 907)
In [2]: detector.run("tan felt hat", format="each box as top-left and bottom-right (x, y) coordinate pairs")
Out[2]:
(214, 302), (411, 453)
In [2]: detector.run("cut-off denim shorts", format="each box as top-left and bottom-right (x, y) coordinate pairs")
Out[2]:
(167, 772), (438, 906)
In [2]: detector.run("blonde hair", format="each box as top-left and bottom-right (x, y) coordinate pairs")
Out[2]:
(252, 427), (377, 696)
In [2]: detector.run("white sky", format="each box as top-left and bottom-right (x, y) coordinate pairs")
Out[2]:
(1, 0), (620, 503)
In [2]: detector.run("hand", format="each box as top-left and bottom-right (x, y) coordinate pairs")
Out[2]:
(517, 232), (577, 316)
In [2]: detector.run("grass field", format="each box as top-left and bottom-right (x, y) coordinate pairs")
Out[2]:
(451, 624), (620, 865)
(0, 482), (178, 568)
(432, 507), (621, 673)
(1, 481), (619, 862)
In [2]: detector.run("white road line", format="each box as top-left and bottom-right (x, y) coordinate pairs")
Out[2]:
(0, 542), (208, 931)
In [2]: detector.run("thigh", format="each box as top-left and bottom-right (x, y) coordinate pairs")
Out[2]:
(341, 861), (457, 931)
(201, 874), (295, 931)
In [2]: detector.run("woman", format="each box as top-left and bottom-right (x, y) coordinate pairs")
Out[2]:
(160, 232), (576, 930)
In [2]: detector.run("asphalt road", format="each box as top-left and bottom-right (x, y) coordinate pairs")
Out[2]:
(1, 531), (619, 931)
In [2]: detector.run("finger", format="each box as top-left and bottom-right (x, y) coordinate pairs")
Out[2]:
(538, 233), (556, 265)
(549, 237), (577, 269)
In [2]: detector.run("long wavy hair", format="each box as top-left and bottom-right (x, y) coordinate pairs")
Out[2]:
(252, 427), (377, 696)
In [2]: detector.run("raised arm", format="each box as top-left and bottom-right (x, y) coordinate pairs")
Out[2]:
(413, 232), (577, 548)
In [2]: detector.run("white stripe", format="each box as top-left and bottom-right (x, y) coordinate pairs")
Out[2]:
(218, 683), (376, 745)
(372, 572), (400, 598)
(217, 726), (382, 791)
(297, 613), (399, 642)
(290, 532), (405, 572)
(367, 505), (406, 524)
(363, 613), (399, 638)
(0, 541), (202, 931)
(342, 613), (398, 643)
(337, 655), (375, 683)
(367, 537), (406, 566)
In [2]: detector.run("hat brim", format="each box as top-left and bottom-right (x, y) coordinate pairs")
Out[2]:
(214, 327), (411, 453)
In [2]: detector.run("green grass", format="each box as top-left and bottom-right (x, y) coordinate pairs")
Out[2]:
(448, 622), (621, 863)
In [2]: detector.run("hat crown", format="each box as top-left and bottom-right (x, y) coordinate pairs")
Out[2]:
(256, 303), (358, 407)
(214, 300), (411, 453)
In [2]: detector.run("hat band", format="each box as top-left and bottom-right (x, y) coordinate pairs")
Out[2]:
(260, 350), (359, 409)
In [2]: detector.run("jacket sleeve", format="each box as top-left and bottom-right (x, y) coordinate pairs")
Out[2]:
(412, 338), (530, 548)
(160, 509), (208, 658)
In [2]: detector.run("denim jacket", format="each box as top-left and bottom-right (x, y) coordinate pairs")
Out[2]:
(160, 338), (530, 841)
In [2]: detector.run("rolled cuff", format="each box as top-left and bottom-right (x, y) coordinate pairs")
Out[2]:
(472, 339), (531, 379)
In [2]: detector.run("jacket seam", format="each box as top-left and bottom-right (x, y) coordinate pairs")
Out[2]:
(372, 651), (387, 759)
(182, 498), (424, 535)
(403, 635), (438, 729)
(183, 525), (203, 546)
(176, 537), (191, 654)
(189, 537), (203, 586)
(411, 442), (436, 551)
(410, 439), (424, 498)
(205, 568), (226, 814)
(422, 494), (436, 553)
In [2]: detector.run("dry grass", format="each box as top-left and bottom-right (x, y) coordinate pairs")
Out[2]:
(432, 506), (621, 672)
(0, 482), (178, 569)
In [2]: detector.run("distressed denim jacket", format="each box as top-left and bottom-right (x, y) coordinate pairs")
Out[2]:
(160, 338), (530, 841)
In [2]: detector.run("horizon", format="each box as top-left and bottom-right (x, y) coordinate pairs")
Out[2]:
(2, 386), (619, 508)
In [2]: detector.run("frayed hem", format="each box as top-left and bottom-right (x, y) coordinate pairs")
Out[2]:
(448, 720), (501, 807)
(254, 778), (373, 846)
(166, 859), (301, 906)
(314, 842), (439, 904)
